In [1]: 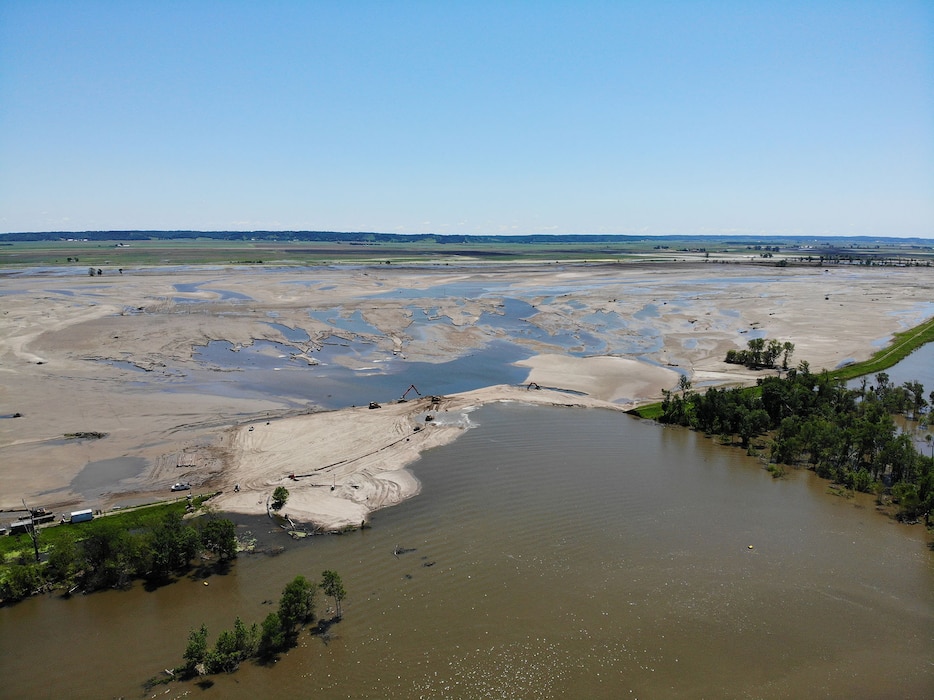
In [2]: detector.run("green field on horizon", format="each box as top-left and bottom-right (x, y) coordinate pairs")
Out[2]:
(2, 235), (932, 268)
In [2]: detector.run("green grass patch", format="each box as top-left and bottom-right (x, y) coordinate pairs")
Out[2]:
(828, 316), (934, 382)
(0, 495), (213, 564)
(630, 402), (665, 420)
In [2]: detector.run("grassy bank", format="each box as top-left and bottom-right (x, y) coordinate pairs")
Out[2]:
(629, 316), (934, 420)
(828, 316), (934, 383)
(0, 494), (212, 565)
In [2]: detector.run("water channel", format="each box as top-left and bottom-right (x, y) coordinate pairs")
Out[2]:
(2, 400), (932, 698)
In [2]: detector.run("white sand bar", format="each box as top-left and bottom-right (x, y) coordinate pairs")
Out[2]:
(213, 385), (624, 530)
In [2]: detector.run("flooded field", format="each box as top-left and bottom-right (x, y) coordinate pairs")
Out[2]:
(2, 263), (934, 698)
(189, 336), (533, 409)
(2, 404), (932, 699)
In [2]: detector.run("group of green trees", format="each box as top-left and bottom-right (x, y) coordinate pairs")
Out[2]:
(661, 364), (934, 520)
(0, 511), (237, 602)
(724, 337), (795, 370)
(180, 570), (345, 676)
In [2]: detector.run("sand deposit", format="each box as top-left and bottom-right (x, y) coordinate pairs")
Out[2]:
(1, 261), (932, 528)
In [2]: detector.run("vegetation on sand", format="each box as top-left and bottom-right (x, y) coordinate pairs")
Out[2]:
(631, 318), (934, 420)
(724, 338), (795, 370)
(271, 486), (289, 511)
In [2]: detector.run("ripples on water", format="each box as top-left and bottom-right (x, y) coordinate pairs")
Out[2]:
(1, 404), (932, 699)
(218, 405), (933, 698)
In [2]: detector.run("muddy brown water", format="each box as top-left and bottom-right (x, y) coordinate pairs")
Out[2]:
(2, 404), (932, 699)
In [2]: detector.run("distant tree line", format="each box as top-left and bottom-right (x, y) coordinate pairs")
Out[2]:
(797, 253), (933, 267)
(176, 570), (345, 679)
(0, 511), (237, 603)
(3, 230), (932, 250)
(725, 338), (795, 370)
(0, 230), (668, 244)
(661, 364), (934, 521)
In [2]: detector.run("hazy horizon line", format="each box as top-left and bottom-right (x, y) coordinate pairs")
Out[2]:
(2, 229), (932, 243)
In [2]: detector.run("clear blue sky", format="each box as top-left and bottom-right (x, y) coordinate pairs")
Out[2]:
(1, 1), (931, 236)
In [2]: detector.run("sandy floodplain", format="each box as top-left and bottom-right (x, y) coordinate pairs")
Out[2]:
(1, 261), (932, 529)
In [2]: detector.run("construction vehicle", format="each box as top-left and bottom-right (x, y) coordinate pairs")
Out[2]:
(400, 384), (421, 402)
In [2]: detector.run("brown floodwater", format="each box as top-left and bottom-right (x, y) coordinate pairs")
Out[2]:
(2, 404), (932, 699)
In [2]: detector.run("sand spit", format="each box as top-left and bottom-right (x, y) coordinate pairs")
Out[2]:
(213, 385), (625, 530)
(516, 354), (681, 403)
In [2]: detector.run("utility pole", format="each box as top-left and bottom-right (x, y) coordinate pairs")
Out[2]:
(22, 498), (40, 563)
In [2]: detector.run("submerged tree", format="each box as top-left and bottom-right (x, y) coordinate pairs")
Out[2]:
(181, 624), (209, 676)
(277, 575), (316, 636)
(148, 511), (200, 579)
(659, 362), (934, 520)
(200, 517), (238, 560)
(173, 570), (349, 678)
(321, 570), (346, 619)
(258, 611), (285, 658)
(204, 617), (257, 673)
(80, 519), (146, 589)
